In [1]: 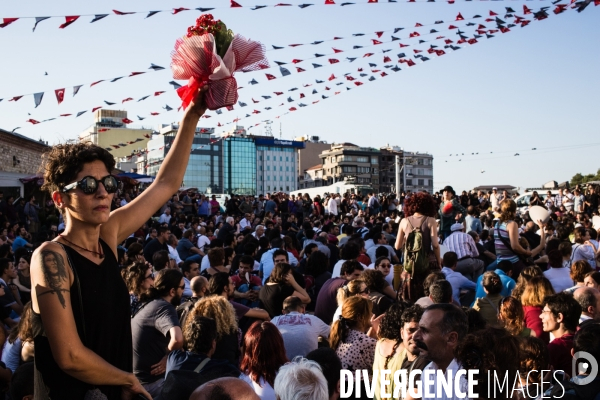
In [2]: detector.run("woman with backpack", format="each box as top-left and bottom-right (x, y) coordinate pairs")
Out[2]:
(395, 192), (441, 302)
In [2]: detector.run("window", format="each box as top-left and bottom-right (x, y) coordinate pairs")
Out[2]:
(286, 156), (289, 162)
(259, 166), (262, 171)
(267, 155), (270, 161)
(423, 159), (429, 165)
(417, 159), (424, 165)
(286, 176), (289, 181)
(280, 166), (283, 171)
(286, 186), (289, 191)
(280, 156), (282, 161)
(371, 157), (378, 164)
(406, 179), (413, 186)
(267, 176), (270, 181)
(417, 168), (424, 175)
(418, 179), (424, 186)
(356, 156), (368, 162)
(274, 176), (277, 182)
(259, 155), (263, 161)
(260, 185), (263, 190)
(280, 176), (283, 181)
(267, 185), (270, 191)
(286, 166), (289, 172)
(259, 176), (262, 180)
(267, 166), (270, 171)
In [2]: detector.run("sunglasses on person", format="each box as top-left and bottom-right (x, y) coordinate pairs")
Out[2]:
(62, 175), (118, 195)
(145, 273), (155, 281)
(359, 288), (370, 295)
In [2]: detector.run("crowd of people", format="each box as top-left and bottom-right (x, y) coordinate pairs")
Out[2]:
(0, 91), (599, 399)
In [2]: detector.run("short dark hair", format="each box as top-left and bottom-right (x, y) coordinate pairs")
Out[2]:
(543, 292), (582, 332)
(425, 303), (468, 340)
(207, 272), (230, 296)
(10, 361), (34, 400)
(573, 322), (600, 365)
(305, 348), (343, 399)
(443, 251), (458, 268)
(575, 287), (598, 313)
(182, 259), (199, 275)
(340, 260), (364, 277)
(184, 316), (217, 355)
(139, 268), (183, 303)
(239, 255), (255, 267)
(304, 243), (318, 256)
(283, 296), (304, 312)
(0, 258), (13, 275)
(401, 305), (425, 327)
(423, 271), (446, 296)
(429, 280), (453, 303)
(497, 260), (514, 274)
(152, 250), (170, 271)
(272, 249), (288, 262)
(482, 271), (502, 295)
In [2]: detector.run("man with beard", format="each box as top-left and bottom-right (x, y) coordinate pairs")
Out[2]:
(411, 303), (468, 400)
(399, 306), (430, 373)
(131, 268), (185, 398)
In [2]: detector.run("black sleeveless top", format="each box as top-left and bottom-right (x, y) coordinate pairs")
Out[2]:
(33, 239), (132, 400)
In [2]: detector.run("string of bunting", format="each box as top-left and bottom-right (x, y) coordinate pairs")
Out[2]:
(1, 0), (595, 32)
(95, 2), (570, 163)
(11, 6), (534, 116)
(0, 9), (512, 108)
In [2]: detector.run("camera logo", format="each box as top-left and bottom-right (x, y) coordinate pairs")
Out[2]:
(572, 351), (598, 385)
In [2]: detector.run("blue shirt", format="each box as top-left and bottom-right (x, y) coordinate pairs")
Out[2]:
(12, 236), (28, 252)
(465, 215), (482, 235)
(265, 200), (277, 214)
(474, 269), (516, 300)
(198, 200), (210, 216)
(259, 248), (299, 284)
(441, 266), (477, 303)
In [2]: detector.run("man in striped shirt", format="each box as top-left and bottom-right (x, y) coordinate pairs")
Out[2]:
(444, 223), (484, 281)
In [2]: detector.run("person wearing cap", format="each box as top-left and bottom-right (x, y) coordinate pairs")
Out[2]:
(444, 223), (484, 281)
(439, 186), (467, 241)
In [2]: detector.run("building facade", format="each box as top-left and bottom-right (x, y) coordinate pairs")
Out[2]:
(144, 125), (223, 193)
(255, 137), (304, 194)
(295, 136), (331, 190)
(0, 128), (50, 198)
(318, 143), (381, 193)
(222, 136), (256, 195)
(79, 109), (152, 159)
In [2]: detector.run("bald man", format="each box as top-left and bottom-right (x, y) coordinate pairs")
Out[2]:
(190, 377), (260, 400)
(574, 286), (600, 323)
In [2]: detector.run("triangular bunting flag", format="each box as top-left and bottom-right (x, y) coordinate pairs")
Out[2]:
(32, 17), (50, 31)
(59, 16), (80, 29)
(55, 89), (65, 104)
(33, 92), (44, 108)
(90, 14), (109, 23)
(73, 85), (82, 96)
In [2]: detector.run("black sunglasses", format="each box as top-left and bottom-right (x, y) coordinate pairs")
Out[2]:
(63, 175), (118, 195)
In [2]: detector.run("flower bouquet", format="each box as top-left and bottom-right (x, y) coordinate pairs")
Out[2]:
(171, 14), (269, 111)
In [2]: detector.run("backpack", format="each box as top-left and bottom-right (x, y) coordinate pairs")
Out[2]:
(403, 218), (429, 275)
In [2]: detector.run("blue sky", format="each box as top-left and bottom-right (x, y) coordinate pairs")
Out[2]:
(1, 0), (598, 192)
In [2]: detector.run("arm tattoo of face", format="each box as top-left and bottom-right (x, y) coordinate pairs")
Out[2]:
(38, 250), (70, 309)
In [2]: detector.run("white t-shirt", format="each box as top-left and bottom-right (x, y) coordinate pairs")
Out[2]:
(239, 373), (276, 400)
(271, 312), (330, 360)
(196, 235), (211, 251)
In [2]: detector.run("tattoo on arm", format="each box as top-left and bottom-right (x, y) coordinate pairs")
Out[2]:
(39, 250), (70, 309)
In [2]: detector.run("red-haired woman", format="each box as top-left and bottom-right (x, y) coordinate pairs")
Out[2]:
(239, 321), (288, 399)
(395, 191), (442, 301)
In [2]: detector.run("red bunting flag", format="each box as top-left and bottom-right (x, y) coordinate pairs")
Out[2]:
(328, 74), (336, 81)
(9, 96), (23, 102)
(383, 56), (391, 62)
(252, 98), (259, 103)
(289, 44), (303, 47)
(60, 114), (72, 117)
(328, 59), (339, 64)
(98, 128), (110, 132)
(296, 67), (305, 72)
(468, 38), (478, 44)
(354, 81), (363, 86)
(436, 50), (446, 56)
(173, 7), (190, 14)
(266, 74), (277, 80)
(381, 72), (388, 77)
(150, 112), (160, 115)
(274, 92), (283, 95)
(448, 25), (458, 29)
(92, 106), (102, 112)
(332, 48), (343, 53)
(300, 93), (305, 98)
(415, 23), (423, 27)
(407, 59), (416, 67)
(113, 10), (135, 15)
(252, 110), (260, 114)
(489, 10), (498, 16)
(368, 0), (378, 3)
(375, 31), (384, 38)
(59, 16), (79, 29)
(55, 89), (65, 104)
(129, 72), (145, 76)
(346, 75), (355, 81)
(27, 119), (40, 124)
(0, 18), (18, 28)
(289, 107), (297, 111)
(363, 53), (374, 57)
(122, 97), (133, 103)
(154, 91), (165, 96)
(409, 32), (420, 38)
(325, 0), (335, 4)
(231, 0), (243, 6)
(399, 43), (409, 48)
(292, 59), (303, 64)
(414, 49), (422, 54)
(456, 13), (464, 20)
(90, 80), (104, 87)
(372, 39), (382, 45)
(122, 118), (133, 124)
(523, 5), (532, 14)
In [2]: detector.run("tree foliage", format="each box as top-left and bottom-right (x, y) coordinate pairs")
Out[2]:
(571, 169), (600, 186)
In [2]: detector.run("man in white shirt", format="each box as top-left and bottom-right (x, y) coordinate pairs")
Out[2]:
(563, 188), (574, 211)
(543, 250), (573, 293)
(490, 187), (502, 210)
(327, 194), (338, 217)
(412, 304), (469, 400)
(271, 296), (330, 360)
(167, 234), (183, 266)
(196, 227), (211, 253)
(441, 252), (476, 305)
(158, 208), (172, 225)
(252, 225), (265, 240)
(239, 213), (253, 231)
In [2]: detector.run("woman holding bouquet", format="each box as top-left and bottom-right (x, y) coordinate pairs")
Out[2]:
(30, 87), (207, 399)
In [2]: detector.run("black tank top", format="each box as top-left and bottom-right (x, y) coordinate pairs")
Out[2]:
(33, 239), (132, 400)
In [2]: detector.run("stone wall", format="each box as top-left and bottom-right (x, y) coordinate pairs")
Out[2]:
(0, 129), (50, 175)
